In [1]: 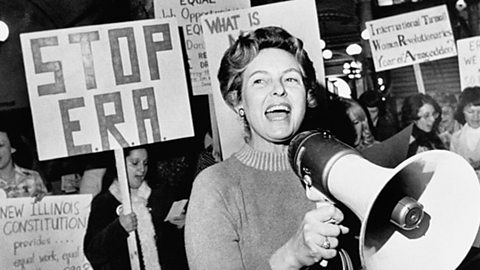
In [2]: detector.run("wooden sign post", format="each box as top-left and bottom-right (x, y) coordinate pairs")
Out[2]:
(114, 149), (141, 270)
(413, 64), (425, 94)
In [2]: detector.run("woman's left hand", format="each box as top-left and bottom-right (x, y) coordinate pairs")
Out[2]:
(169, 211), (186, 229)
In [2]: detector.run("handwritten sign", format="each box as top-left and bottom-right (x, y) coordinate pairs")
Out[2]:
(201, 0), (324, 159)
(154, 0), (249, 95)
(457, 36), (480, 90)
(20, 18), (194, 161)
(0, 195), (92, 270)
(366, 5), (456, 72)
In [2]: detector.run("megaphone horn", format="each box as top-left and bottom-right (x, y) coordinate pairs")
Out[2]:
(289, 130), (480, 270)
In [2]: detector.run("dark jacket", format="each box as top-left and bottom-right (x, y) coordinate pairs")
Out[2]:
(83, 184), (188, 270)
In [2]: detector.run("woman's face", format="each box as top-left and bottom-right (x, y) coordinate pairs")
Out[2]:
(0, 132), (13, 170)
(126, 148), (148, 189)
(414, 103), (438, 133)
(239, 48), (307, 149)
(440, 104), (455, 125)
(463, 104), (480, 129)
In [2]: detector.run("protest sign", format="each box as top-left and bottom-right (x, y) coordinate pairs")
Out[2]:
(457, 36), (480, 90)
(20, 18), (194, 161)
(366, 5), (456, 72)
(154, 0), (250, 95)
(0, 195), (92, 270)
(201, 0), (324, 159)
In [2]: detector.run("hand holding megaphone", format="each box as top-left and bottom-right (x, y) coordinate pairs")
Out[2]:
(271, 203), (349, 268)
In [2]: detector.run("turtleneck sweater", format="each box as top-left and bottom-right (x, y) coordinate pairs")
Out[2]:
(185, 144), (315, 270)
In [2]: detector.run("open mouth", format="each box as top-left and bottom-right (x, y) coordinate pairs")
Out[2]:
(265, 104), (291, 120)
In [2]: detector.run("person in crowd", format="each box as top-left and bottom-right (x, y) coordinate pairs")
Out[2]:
(432, 91), (462, 149)
(194, 131), (221, 177)
(185, 26), (356, 270)
(84, 146), (188, 270)
(358, 90), (398, 141)
(343, 97), (379, 151)
(450, 87), (480, 176)
(0, 128), (47, 199)
(451, 87), (480, 270)
(400, 93), (446, 157)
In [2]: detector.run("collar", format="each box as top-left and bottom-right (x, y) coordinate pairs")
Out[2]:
(234, 144), (291, 171)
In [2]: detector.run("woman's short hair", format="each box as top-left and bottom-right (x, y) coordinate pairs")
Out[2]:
(455, 86), (480, 124)
(217, 26), (319, 109)
(401, 93), (441, 128)
(432, 91), (458, 108)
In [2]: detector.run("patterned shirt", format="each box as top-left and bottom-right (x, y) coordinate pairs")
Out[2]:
(0, 165), (47, 198)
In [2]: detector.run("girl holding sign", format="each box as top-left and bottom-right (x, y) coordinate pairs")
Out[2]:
(185, 26), (355, 269)
(84, 146), (187, 270)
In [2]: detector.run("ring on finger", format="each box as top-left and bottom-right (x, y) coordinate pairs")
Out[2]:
(321, 237), (331, 249)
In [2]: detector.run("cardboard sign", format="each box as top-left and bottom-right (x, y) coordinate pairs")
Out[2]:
(154, 0), (250, 96)
(0, 195), (92, 270)
(20, 18), (194, 161)
(457, 36), (480, 90)
(201, 0), (325, 159)
(366, 5), (456, 72)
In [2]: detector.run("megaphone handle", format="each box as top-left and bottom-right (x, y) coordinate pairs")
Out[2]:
(316, 201), (337, 268)
(306, 186), (336, 268)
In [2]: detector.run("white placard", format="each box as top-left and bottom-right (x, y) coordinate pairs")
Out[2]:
(366, 5), (456, 72)
(0, 195), (92, 270)
(154, 0), (250, 95)
(201, 0), (324, 159)
(20, 18), (194, 161)
(457, 36), (480, 90)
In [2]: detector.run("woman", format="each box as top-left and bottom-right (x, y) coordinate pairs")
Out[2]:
(185, 26), (352, 269)
(451, 87), (480, 270)
(400, 93), (446, 157)
(83, 146), (187, 270)
(0, 129), (47, 199)
(343, 98), (378, 151)
(433, 91), (462, 149)
(450, 87), (480, 176)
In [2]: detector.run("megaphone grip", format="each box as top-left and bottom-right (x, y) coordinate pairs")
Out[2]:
(289, 130), (359, 197)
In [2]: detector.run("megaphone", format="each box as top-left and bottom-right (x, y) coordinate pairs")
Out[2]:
(289, 130), (480, 270)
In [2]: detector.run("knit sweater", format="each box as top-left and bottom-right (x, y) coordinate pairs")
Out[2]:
(185, 144), (316, 270)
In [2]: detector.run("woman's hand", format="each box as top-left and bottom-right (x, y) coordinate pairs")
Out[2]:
(169, 211), (186, 229)
(119, 212), (138, 233)
(270, 204), (349, 269)
(31, 190), (47, 203)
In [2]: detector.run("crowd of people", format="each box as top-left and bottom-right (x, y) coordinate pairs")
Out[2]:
(1, 26), (480, 270)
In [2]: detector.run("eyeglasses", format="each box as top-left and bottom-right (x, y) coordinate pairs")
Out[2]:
(418, 112), (439, 120)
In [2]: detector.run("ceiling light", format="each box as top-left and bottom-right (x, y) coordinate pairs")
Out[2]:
(0, 21), (9, 42)
(322, 49), (332, 59)
(361, 29), (370, 40)
(346, 43), (362, 56)
(319, 39), (326, 50)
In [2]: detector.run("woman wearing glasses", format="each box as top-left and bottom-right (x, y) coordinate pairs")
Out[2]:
(400, 93), (446, 157)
